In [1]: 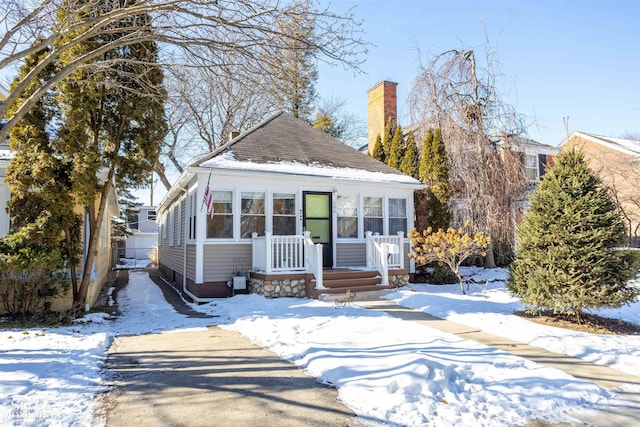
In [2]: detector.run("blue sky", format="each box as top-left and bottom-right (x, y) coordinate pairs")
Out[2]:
(317, 0), (640, 146)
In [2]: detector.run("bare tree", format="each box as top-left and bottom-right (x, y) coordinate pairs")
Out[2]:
(409, 48), (528, 267)
(0, 0), (366, 141)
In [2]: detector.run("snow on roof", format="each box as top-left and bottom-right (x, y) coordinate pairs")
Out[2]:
(200, 151), (423, 185)
(565, 132), (640, 157)
(591, 134), (640, 155)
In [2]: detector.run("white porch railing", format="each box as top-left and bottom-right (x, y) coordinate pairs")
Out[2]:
(252, 232), (306, 273)
(251, 231), (324, 289)
(366, 231), (405, 285)
(303, 231), (324, 289)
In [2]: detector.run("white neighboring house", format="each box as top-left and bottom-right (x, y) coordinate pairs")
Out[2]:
(125, 205), (158, 259)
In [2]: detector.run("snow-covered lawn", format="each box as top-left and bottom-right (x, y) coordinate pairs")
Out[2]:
(1, 267), (639, 426)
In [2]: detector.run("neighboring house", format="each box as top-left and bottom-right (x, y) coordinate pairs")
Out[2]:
(0, 142), (119, 311)
(125, 205), (158, 260)
(560, 131), (640, 246)
(493, 135), (559, 184)
(157, 111), (424, 301)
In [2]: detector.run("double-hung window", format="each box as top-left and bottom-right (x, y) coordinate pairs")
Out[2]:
(273, 193), (296, 235)
(525, 154), (538, 181)
(337, 195), (358, 238)
(364, 196), (383, 235)
(241, 192), (265, 238)
(389, 198), (407, 235)
(207, 191), (233, 238)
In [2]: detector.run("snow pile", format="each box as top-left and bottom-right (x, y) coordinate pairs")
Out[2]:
(2, 268), (639, 426)
(386, 267), (640, 376)
(194, 292), (632, 426)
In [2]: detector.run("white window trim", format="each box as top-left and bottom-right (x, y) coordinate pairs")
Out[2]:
(336, 194), (359, 239)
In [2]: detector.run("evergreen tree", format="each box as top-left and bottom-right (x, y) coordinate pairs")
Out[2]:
(51, 1), (167, 306)
(508, 149), (640, 318)
(371, 133), (385, 162)
(5, 45), (82, 300)
(382, 116), (395, 159)
(418, 128), (451, 231)
(270, 11), (318, 121)
(419, 128), (434, 183)
(313, 112), (340, 139)
(400, 130), (419, 179)
(387, 124), (404, 170)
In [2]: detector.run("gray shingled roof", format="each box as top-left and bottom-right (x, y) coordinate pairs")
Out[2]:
(193, 111), (408, 176)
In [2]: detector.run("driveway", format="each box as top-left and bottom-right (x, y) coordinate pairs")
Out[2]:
(103, 270), (358, 427)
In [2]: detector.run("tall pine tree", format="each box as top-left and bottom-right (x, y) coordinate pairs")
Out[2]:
(400, 130), (419, 179)
(387, 124), (404, 170)
(53, 1), (167, 306)
(371, 133), (385, 162)
(419, 128), (434, 184)
(270, 10), (318, 121)
(418, 128), (451, 231)
(508, 149), (639, 318)
(382, 116), (395, 159)
(5, 45), (82, 299)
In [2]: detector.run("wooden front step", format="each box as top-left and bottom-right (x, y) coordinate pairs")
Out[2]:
(308, 268), (388, 298)
(314, 284), (394, 295)
(322, 269), (380, 281)
(321, 276), (381, 289)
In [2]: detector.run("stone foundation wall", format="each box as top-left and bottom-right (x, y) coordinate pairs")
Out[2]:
(389, 273), (410, 288)
(249, 277), (306, 298)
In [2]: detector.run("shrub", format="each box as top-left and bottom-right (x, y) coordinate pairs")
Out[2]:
(0, 233), (70, 316)
(508, 150), (640, 318)
(409, 221), (490, 294)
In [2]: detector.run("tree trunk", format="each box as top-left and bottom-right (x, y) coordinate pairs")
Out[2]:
(155, 161), (173, 191)
(484, 238), (496, 268)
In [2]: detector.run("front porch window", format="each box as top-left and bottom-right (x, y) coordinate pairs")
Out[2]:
(273, 193), (296, 235)
(337, 195), (357, 238)
(241, 191), (265, 238)
(207, 191), (233, 238)
(364, 196), (383, 235)
(389, 198), (407, 234)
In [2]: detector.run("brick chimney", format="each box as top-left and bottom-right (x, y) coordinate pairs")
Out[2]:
(367, 80), (397, 155)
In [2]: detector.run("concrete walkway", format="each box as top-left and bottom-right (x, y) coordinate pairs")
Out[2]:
(105, 327), (359, 427)
(356, 299), (640, 427)
(103, 270), (359, 427)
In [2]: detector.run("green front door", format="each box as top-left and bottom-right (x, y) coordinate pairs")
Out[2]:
(303, 192), (333, 268)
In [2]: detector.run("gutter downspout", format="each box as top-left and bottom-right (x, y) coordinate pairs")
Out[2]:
(176, 183), (213, 304)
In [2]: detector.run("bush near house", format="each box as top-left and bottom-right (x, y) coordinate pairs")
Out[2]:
(508, 149), (640, 318)
(0, 232), (70, 316)
(409, 221), (490, 294)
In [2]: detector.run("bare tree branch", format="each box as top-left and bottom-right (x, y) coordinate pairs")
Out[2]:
(0, 0), (367, 140)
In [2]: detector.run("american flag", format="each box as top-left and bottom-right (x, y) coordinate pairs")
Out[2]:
(202, 172), (214, 218)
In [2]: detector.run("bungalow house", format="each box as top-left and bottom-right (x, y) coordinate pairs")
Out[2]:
(0, 140), (119, 312)
(156, 111), (424, 301)
(560, 131), (640, 246)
